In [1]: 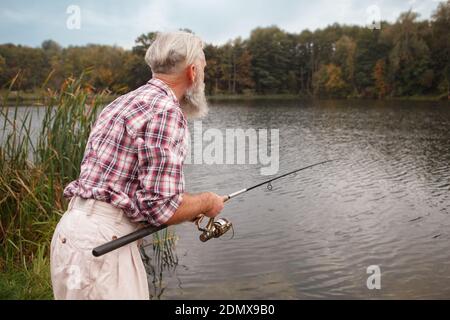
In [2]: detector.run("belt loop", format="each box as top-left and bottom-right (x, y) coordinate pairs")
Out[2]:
(87, 199), (95, 216)
(115, 209), (125, 224)
(67, 196), (76, 211)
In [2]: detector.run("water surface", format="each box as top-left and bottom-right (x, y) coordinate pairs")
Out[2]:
(3, 99), (449, 299)
(153, 99), (450, 299)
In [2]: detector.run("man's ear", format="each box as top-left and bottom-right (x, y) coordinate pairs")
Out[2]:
(186, 64), (196, 85)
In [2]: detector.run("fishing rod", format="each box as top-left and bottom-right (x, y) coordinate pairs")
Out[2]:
(92, 159), (336, 257)
(225, 159), (335, 201)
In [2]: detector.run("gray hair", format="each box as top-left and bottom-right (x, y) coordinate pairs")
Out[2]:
(145, 31), (204, 75)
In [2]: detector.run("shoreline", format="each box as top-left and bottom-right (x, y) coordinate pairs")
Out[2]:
(1, 92), (448, 106)
(207, 94), (448, 102)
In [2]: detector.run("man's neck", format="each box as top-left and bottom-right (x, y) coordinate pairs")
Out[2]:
(153, 74), (186, 102)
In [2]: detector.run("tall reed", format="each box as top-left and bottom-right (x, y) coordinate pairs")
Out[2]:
(0, 75), (178, 299)
(1, 75), (102, 267)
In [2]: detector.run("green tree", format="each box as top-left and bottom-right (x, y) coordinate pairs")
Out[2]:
(227, 38), (254, 94)
(429, 0), (450, 97)
(203, 44), (222, 95)
(334, 35), (357, 93)
(40, 40), (63, 88)
(354, 27), (391, 97)
(384, 11), (432, 95)
(121, 52), (151, 91)
(121, 32), (158, 90)
(133, 32), (157, 56)
(235, 49), (255, 93)
(41, 40), (62, 55)
(248, 26), (292, 93)
(207, 39), (255, 95)
(296, 30), (316, 95)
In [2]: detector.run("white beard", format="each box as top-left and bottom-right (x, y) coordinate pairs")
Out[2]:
(180, 79), (209, 119)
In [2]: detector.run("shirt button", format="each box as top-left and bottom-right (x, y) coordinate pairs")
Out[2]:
(61, 238), (67, 244)
(112, 236), (118, 240)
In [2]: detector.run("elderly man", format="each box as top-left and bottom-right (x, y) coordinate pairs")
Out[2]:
(50, 31), (225, 300)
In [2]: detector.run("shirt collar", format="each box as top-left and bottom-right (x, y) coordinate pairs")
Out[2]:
(147, 78), (180, 105)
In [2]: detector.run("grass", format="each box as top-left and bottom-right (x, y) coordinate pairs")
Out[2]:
(0, 75), (177, 300)
(141, 229), (179, 300)
(0, 244), (53, 300)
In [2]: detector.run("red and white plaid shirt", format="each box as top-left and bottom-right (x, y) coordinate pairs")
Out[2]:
(64, 78), (188, 226)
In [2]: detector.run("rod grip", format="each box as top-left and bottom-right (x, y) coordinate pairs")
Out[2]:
(92, 224), (166, 257)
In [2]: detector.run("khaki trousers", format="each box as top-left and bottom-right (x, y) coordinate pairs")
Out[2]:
(50, 196), (149, 300)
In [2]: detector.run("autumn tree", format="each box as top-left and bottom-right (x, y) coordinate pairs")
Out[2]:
(373, 59), (387, 99)
(313, 64), (347, 98)
(0, 55), (5, 75)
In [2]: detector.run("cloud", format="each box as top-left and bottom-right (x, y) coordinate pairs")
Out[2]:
(0, 8), (39, 24)
(0, 0), (444, 48)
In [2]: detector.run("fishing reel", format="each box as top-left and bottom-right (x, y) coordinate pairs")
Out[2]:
(194, 215), (233, 242)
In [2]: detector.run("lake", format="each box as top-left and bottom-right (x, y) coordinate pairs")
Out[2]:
(2, 99), (450, 299)
(147, 99), (450, 299)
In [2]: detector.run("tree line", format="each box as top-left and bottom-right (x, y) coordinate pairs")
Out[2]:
(0, 1), (448, 99)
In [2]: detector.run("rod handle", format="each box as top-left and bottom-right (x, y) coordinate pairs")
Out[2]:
(92, 224), (166, 257)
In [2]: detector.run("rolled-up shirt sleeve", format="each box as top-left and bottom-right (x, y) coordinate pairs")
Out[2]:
(135, 105), (187, 226)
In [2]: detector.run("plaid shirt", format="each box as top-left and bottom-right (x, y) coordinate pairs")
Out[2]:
(64, 78), (188, 226)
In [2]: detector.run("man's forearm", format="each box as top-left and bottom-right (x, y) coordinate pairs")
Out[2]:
(165, 192), (212, 225)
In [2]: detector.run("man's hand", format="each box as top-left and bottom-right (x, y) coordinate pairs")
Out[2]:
(165, 192), (228, 226)
(202, 192), (227, 218)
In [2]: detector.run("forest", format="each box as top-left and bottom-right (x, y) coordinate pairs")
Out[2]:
(0, 1), (448, 99)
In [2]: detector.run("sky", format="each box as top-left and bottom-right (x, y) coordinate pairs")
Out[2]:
(0, 0), (445, 49)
